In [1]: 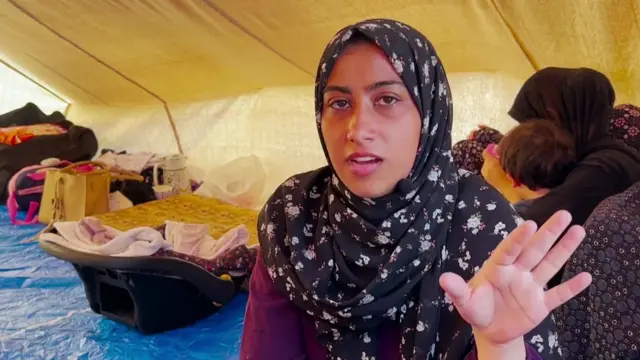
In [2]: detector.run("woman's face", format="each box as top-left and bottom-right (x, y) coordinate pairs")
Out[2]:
(320, 41), (422, 199)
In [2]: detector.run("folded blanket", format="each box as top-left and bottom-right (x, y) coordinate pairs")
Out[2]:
(39, 217), (249, 259)
(40, 217), (170, 256)
(164, 220), (249, 259)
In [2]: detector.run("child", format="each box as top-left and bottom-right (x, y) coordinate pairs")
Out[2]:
(496, 119), (577, 213)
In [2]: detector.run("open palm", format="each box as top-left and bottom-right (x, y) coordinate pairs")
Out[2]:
(439, 210), (592, 345)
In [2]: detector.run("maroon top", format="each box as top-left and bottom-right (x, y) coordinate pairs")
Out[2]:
(240, 253), (544, 360)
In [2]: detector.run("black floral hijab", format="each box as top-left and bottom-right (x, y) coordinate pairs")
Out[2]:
(258, 19), (557, 360)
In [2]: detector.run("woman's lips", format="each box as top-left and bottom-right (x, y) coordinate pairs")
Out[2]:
(346, 155), (382, 177)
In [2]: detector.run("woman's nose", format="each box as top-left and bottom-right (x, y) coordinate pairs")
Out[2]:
(346, 105), (375, 143)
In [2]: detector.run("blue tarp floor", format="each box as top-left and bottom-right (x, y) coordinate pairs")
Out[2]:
(0, 206), (246, 359)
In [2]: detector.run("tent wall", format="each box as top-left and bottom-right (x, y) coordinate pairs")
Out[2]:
(0, 63), (67, 115)
(68, 72), (522, 206)
(1, 0), (638, 206)
(0, 0), (638, 107)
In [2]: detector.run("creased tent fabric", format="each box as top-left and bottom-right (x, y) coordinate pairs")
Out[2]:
(0, 0), (638, 207)
(0, 1), (638, 106)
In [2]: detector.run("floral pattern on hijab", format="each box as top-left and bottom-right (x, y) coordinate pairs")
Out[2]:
(452, 139), (484, 175)
(258, 19), (562, 360)
(610, 103), (640, 152)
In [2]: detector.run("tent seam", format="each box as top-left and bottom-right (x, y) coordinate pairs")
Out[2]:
(631, 3), (640, 35)
(201, 0), (314, 78)
(23, 52), (109, 106)
(488, 0), (540, 71)
(8, 0), (185, 154)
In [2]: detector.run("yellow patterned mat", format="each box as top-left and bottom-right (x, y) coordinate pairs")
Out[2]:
(94, 194), (259, 245)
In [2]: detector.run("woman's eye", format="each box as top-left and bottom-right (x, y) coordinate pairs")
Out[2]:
(329, 99), (350, 109)
(377, 96), (398, 106)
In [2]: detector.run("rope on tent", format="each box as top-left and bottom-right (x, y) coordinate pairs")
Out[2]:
(489, 0), (540, 72)
(8, 0), (185, 155)
(202, 0), (314, 77)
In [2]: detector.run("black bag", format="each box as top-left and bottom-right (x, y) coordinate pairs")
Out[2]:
(0, 103), (98, 201)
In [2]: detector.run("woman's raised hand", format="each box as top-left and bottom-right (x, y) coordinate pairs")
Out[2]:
(439, 210), (591, 346)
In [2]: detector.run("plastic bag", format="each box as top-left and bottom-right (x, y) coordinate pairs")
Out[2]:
(194, 155), (266, 209)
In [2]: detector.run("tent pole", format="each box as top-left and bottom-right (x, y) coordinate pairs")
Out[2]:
(8, 0), (184, 155)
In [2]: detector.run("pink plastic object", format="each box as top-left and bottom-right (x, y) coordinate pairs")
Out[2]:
(6, 161), (72, 225)
(486, 143), (499, 159)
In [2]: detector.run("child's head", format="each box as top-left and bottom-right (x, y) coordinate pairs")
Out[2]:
(497, 119), (576, 198)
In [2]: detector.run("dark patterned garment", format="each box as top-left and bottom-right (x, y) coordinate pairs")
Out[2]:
(256, 19), (562, 360)
(453, 127), (504, 175)
(469, 126), (504, 148)
(558, 181), (640, 359)
(153, 225), (258, 291)
(610, 104), (640, 152)
(452, 139), (485, 175)
(155, 245), (257, 273)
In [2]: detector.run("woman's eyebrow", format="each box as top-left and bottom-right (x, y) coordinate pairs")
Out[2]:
(365, 80), (404, 92)
(323, 80), (404, 95)
(323, 85), (351, 94)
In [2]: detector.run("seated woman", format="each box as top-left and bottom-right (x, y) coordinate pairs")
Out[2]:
(452, 139), (485, 175)
(610, 103), (640, 151)
(240, 19), (590, 360)
(508, 67), (640, 228)
(468, 125), (504, 146)
(496, 119), (577, 214)
(452, 125), (505, 175)
(558, 181), (640, 359)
